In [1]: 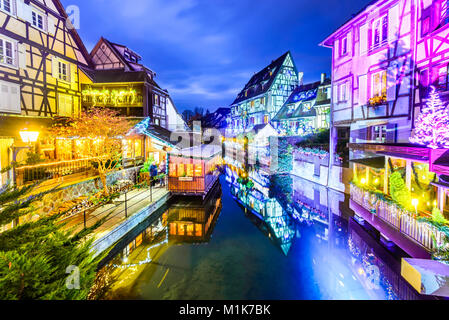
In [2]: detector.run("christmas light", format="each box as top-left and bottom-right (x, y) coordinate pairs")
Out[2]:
(410, 86), (449, 149)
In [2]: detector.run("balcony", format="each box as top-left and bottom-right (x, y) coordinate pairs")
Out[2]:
(15, 158), (96, 187)
(350, 183), (445, 252)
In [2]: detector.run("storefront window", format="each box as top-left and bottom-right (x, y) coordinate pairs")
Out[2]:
(410, 162), (437, 213)
(186, 163), (194, 177)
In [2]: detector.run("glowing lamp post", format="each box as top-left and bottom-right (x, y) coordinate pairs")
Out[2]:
(412, 199), (419, 216)
(19, 129), (40, 144)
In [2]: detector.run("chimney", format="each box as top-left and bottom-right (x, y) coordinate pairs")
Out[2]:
(321, 73), (326, 84)
(298, 72), (304, 86)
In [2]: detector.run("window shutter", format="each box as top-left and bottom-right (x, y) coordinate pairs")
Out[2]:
(16, 0), (32, 23)
(0, 81), (21, 114)
(333, 85), (338, 103)
(52, 56), (58, 79)
(68, 63), (75, 83)
(48, 16), (57, 35)
(358, 127), (368, 142)
(347, 31), (352, 55)
(387, 66), (398, 102)
(18, 43), (26, 69)
(386, 123), (398, 143)
(388, 4), (400, 43)
(359, 75), (367, 105)
(360, 24), (368, 55)
(334, 39), (339, 60)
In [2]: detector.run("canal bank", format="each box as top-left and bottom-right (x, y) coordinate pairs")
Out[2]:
(94, 173), (428, 300)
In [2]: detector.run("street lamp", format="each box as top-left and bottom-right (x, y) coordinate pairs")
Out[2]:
(412, 198), (419, 216)
(19, 129), (40, 144)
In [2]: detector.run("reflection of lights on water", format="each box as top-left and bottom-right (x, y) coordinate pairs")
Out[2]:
(338, 280), (345, 287)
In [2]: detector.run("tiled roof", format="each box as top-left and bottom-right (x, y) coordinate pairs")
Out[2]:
(273, 78), (331, 121)
(231, 52), (290, 106)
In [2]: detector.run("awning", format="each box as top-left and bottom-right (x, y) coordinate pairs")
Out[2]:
(350, 157), (386, 169)
(376, 151), (428, 162)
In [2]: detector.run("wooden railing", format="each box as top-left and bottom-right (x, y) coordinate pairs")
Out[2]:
(15, 158), (95, 186)
(350, 184), (445, 250)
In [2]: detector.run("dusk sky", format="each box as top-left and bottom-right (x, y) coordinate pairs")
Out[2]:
(62, 0), (372, 113)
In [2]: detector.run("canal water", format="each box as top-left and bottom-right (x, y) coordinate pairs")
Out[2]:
(98, 168), (424, 300)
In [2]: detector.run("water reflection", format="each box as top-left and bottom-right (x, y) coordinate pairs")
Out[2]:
(98, 167), (425, 300)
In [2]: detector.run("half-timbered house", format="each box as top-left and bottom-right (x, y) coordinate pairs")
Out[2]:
(321, 0), (449, 260)
(0, 0), (92, 185)
(272, 73), (331, 136)
(228, 51), (300, 136)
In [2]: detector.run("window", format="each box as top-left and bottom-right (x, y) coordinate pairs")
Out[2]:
(31, 10), (45, 31)
(264, 115), (269, 124)
(260, 97), (265, 105)
(341, 36), (348, 55)
(422, 16), (431, 36)
(58, 94), (73, 117)
(372, 15), (388, 48)
(0, 0), (11, 14)
(438, 65), (449, 90)
(154, 94), (159, 106)
(372, 125), (387, 143)
(339, 82), (348, 102)
(250, 100), (255, 108)
(0, 80), (20, 114)
(0, 38), (14, 67)
(372, 71), (387, 98)
(442, 0), (449, 26)
(58, 61), (69, 82)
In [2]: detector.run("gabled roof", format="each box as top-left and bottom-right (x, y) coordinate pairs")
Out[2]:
(52, 0), (92, 67)
(201, 108), (230, 129)
(231, 52), (292, 106)
(273, 80), (331, 121)
(90, 37), (156, 76)
(320, 0), (378, 47)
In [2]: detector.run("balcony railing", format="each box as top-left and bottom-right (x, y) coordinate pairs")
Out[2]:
(15, 158), (96, 186)
(350, 184), (445, 251)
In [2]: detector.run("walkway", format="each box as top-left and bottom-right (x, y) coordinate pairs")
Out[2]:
(62, 185), (169, 241)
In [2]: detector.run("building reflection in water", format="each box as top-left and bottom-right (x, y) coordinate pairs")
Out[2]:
(225, 165), (424, 300)
(226, 166), (295, 255)
(102, 183), (223, 272)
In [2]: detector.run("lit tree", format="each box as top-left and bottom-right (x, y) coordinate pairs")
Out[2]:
(52, 108), (132, 195)
(410, 86), (449, 149)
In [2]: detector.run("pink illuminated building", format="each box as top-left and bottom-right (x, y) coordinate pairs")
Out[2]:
(321, 0), (416, 154)
(320, 0), (449, 261)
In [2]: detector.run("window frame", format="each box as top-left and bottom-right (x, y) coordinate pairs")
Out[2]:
(31, 8), (46, 32)
(372, 125), (387, 143)
(0, 0), (13, 15)
(341, 36), (348, 56)
(371, 70), (387, 98)
(57, 60), (69, 82)
(0, 36), (16, 68)
(372, 14), (389, 49)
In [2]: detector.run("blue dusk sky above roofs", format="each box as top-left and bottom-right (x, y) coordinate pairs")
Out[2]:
(62, 0), (372, 113)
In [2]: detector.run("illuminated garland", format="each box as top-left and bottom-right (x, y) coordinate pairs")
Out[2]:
(82, 87), (139, 107)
